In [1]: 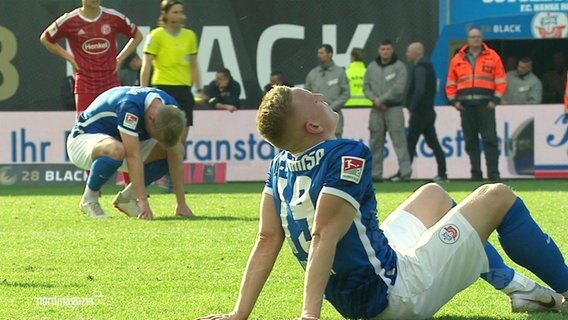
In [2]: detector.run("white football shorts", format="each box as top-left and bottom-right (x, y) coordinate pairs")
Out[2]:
(375, 208), (489, 319)
(67, 133), (157, 172)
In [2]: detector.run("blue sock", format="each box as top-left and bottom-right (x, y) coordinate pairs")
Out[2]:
(144, 159), (169, 186)
(87, 156), (122, 191)
(449, 200), (515, 290)
(480, 242), (514, 289)
(498, 197), (568, 293)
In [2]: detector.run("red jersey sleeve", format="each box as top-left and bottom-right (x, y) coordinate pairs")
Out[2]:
(108, 9), (138, 38)
(43, 12), (73, 43)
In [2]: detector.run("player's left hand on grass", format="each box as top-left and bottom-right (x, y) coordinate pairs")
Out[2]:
(137, 199), (154, 220)
(175, 202), (195, 219)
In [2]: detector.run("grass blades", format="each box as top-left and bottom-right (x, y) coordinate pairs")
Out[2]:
(0, 179), (566, 319)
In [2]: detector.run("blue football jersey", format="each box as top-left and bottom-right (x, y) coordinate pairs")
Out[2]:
(72, 86), (178, 141)
(264, 139), (397, 319)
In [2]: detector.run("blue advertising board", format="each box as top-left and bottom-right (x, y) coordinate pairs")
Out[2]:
(439, 0), (568, 33)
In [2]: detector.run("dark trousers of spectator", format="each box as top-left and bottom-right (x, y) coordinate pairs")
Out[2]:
(407, 112), (447, 178)
(460, 103), (500, 180)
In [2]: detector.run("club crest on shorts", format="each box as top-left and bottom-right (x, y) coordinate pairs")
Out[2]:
(439, 224), (460, 244)
(340, 156), (365, 184)
(123, 112), (139, 130)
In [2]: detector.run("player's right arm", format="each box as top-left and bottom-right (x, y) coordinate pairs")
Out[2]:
(141, 29), (159, 87)
(196, 192), (285, 320)
(39, 21), (79, 71)
(140, 54), (154, 87)
(119, 131), (152, 219)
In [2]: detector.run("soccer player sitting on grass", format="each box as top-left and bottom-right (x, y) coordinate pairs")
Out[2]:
(66, 86), (194, 219)
(197, 86), (567, 320)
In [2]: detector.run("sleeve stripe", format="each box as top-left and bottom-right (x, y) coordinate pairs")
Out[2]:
(102, 7), (126, 19)
(321, 186), (360, 211)
(263, 186), (273, 196)
(118, 126), (138, 136)
(145, 93), (163, 109)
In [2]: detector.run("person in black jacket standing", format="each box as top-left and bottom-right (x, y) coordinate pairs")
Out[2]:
(405, 42), (447, 182)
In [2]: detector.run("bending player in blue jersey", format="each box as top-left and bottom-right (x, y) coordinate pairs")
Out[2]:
(197, 86), (568, 319)
(67, 86), (194, 219)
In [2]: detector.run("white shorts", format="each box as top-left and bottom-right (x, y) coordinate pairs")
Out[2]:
(375, 209), (489, 319)
(67, 133), (157, 172)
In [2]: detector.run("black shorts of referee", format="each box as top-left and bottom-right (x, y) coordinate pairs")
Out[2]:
(154, 85), (195, 127)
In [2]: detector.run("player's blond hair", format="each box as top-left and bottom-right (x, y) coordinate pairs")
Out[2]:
(256, 86), (294, 148)
(155, 105), (186, 148)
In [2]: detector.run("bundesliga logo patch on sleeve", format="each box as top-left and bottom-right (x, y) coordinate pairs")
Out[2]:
(340, 156), (365, 184)
(123, 112), (139, 130)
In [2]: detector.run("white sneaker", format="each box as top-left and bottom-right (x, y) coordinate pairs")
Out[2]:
(509, 282), (563, 313)
(112, 192), (139, 217)
(80, 201), (108, 219)
(561, 298), (567, 315)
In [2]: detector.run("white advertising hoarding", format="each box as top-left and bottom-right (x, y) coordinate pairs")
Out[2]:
(1, 105), (566, 182)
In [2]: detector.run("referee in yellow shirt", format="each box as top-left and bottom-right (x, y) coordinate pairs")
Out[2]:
(141, 0), (203, 138)
(140, 0), (203, 192)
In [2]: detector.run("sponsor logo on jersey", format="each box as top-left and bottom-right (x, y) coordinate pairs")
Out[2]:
(439, 224), (460, 244)
(123, 113), (139, 130)
(101, 24), (111, 35)
(82, 38), (110, 55)
(340, 156), (364, 184)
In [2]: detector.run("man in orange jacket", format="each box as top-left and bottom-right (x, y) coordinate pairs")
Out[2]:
(446, 27), (507, 181)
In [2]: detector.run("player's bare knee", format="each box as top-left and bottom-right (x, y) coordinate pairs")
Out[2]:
(418, 183), (449, 201)
(475, 183), (516, 211)
(106, 143), (125, 160)
(490, 183), (516, 205)
(92, 139), (125, 160)
(416, 183), (452, 208)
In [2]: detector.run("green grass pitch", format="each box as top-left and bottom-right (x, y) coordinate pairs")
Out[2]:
(0, 179), (566, 319)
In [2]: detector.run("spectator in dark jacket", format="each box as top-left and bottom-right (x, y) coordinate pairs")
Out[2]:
(205, 68), (241, 112)
(405, 42), (447, 182)
(119, 53), (142, 86)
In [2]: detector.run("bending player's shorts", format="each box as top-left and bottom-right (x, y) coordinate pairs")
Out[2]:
(374, 209), (489, 319)
(67, 133), (157, 172)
